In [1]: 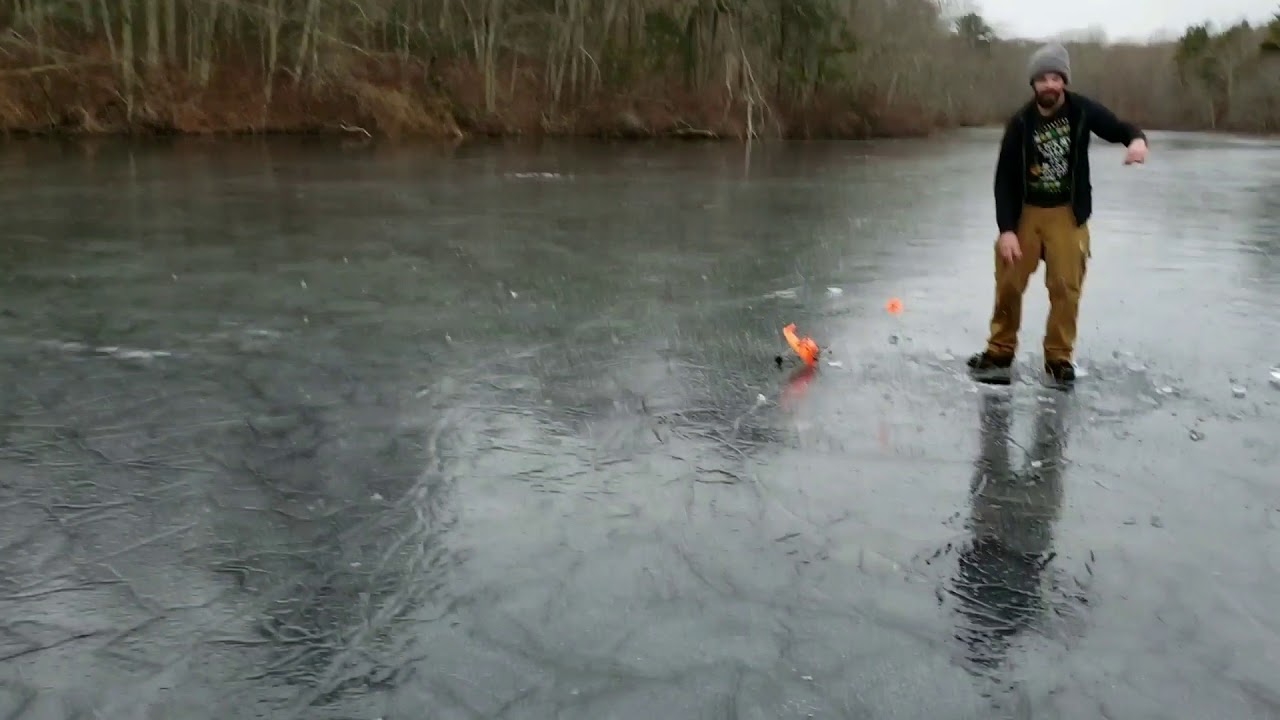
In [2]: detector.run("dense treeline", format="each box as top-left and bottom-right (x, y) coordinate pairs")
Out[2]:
(0, 0), (1276, 139)
(956, 11), (1280, 134)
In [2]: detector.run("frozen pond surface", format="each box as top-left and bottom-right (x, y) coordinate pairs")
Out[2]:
(1, 130), (1278, 719)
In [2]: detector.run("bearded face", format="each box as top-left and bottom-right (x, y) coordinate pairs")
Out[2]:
(1033, 72), (1066, 110)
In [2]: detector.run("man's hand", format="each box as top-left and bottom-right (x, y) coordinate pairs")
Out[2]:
(1124, 138), (1148, 165)
(997, 232), (1021, 265)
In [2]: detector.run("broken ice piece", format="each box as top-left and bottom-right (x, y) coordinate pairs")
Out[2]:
(1232, 386), (1247, 398)
(1189, 429), (1204, 441)
(826, 360), (844, 368)
(1271, 367), (1280, 388)
(756, 393), (768, 406)
(826, 287), (843, 296)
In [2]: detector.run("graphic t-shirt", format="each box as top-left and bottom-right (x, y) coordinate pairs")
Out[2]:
(1026, 110), (1073, 207)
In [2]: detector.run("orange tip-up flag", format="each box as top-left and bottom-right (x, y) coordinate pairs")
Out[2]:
(782, 323), (820, 366)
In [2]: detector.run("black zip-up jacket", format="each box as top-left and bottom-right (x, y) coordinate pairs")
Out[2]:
(994, 90), (1147, 233)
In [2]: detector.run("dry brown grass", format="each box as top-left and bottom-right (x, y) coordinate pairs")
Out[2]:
(0, 43), (460, 138)
(0, 40), (945, 141)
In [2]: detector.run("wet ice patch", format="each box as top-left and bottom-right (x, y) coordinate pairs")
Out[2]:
(194, 326), (285, 353)
(505, 172), (568, 180)
(97, 347), (172, 361)
(763, 288), (799, 300)
(36, 339), (174, 361)
(1112, 350), (1148, 373)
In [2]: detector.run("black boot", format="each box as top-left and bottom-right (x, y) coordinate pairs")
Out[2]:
(1044, 359), (1076, 386)
(967, 351), (1014, 384)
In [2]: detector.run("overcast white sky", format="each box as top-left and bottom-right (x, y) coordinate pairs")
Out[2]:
(973, 0), (1278, 42)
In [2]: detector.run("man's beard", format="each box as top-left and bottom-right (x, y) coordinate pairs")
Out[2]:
(1036, 90), (1061, 109)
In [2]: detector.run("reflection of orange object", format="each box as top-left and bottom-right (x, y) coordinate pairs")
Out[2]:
(782, 323), (820, 366)
(886, 298), (903, 314)
(781, 364), (817, 410)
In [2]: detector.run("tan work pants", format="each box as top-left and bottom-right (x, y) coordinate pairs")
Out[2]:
(985, 205), (1091, 363)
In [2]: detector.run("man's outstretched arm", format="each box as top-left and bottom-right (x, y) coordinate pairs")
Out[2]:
(1080, 95), (1148, 164)
(1082, 96), (1147, 146)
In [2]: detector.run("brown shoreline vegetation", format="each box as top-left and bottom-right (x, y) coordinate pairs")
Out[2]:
(1, 1), (1277, 141)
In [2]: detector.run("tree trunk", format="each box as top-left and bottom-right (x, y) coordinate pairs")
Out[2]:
(145, 0), (160, 69)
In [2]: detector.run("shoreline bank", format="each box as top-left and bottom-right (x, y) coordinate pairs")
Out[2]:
(0, 52), (952, 143)
(2, 56), (1274, 143)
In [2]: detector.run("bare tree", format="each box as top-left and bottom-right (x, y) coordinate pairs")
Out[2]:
(0, 0), (1275, 137)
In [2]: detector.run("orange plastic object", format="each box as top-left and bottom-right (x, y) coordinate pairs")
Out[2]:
(782, 323), (820, 366)
(886, 298), (903, 314)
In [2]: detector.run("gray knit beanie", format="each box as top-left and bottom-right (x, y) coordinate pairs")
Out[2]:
(1028, 43), (1070, 84)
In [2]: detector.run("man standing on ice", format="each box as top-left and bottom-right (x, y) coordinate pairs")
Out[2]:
(966, 42), (1149, 385)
